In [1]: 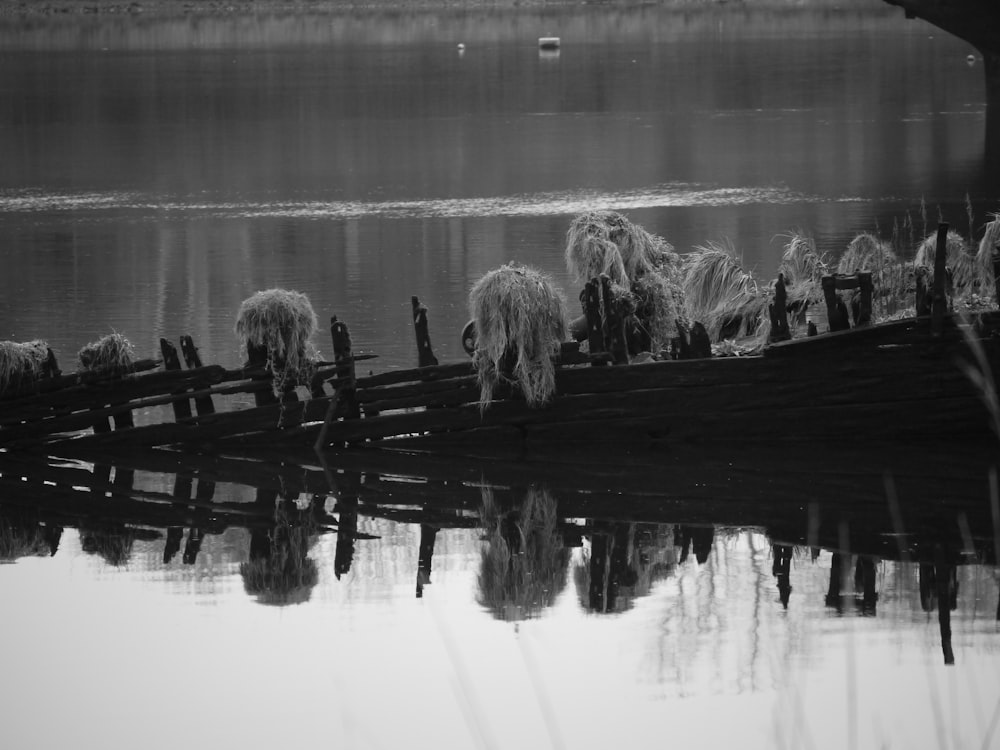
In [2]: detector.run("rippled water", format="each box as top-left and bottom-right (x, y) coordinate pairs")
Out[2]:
(2, 5), (1000, 749)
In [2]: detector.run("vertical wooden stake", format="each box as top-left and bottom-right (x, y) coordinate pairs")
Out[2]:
(600, 275), (629, 364)
(932, 222), (949, 336)
(856, 272), (873, 328)
(412, 297), (439, 368)
(315, 316), (359, 452)
(992, 243), (1000, 309)
(583, 280), (606, 363)
(768, 273), (791, 342)
(180, 335), (215, 415)
(160, 338), (192, 421)
(821, 276), (849, 332)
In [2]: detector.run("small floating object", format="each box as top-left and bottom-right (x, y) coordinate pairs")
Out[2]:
(457, 43), (465, 51)
(967, 54), (976, 67)
(538, 37), (560, 51)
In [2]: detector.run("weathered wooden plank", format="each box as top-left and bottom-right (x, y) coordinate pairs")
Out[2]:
(932, 222), (949, 336)
(161, 339), (193, 421)
(43, 393), (337, 451)
(180, 335), (216, 416)
(412, 297), (439, 368)
(0, 358), (162, 403)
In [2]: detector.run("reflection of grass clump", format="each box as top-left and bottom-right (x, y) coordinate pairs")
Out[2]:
(477, 487), (569, 622)
(79, 525), (136, 567)
(0, 518), (50, 562)
(240, 509), (319, 606)
(469, 264), (567, 410)
(235, 288), (320, 397)
(0, 339), (50, 395)
(77, 332), (136, 374)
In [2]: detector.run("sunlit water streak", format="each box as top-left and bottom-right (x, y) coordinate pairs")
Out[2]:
(0, 184), (864, 220)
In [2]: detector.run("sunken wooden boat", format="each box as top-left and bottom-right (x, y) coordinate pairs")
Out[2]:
(2, 223), (1000, 457)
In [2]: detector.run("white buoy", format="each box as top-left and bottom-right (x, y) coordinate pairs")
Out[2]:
(967, 54), (976, 67)
(538, 37), (560, 51)
(457, 43), (465, 51)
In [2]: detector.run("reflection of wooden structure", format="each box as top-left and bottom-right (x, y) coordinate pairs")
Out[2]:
(1, 443), (996, 659)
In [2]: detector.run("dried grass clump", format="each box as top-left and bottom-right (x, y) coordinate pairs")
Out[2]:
(477, 486), (569, 622)
(975, 213), (1000, 299)
(469, 264), (567, 410)
(682, 241), (768, 343)
(914, 230), (980, 295)
(240, 510), (319, 606)
(838, 232), (897, 275)
(235, 289), (319, 395)
(778, 231), (827, 311)
(565, 210), (673, 282)
(631, 271), (688, 352)
(77, 332), (135, 374)
(0, 340), (50, 395)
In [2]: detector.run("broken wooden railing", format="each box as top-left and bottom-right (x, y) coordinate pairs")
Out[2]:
(1, 328), (375, 451)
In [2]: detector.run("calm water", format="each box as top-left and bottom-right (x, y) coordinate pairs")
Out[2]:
(2, 5), (1000, 749)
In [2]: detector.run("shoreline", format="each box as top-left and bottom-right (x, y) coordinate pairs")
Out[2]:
(0, 0), (890, 17)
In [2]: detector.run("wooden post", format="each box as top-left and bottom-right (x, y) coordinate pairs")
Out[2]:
(821, 276), (850, 332)
(246, 342), (279, 407)
(768, 273), (791, 342)
(582, 280), (606, 363)
(689, 322), (712, 359)
(934, 547), (955, 665)
(412, 297), (439, 368)
(855, 272), (873, 328)
(315, 316), (359, 452)
(992, 243), (1000, 309)
(160, 339), (193, 421)
(600, 275), (629, 364)
(43, 348), (60, 379)
(932, 222), (949, 336)
(179, 335), (215, 415)
(915, 267), (932, 316)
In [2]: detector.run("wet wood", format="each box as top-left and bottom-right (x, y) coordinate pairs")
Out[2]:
(822, 275), (850, 332)
(412, 297), (439, 368)
(601, 275), (629, 364)
(180, 336), (216, 416)
(768, 273), (791, 342)
(583, 278), (606, 362)
(932, 222), (949, 336)
(160, 338), (193, 424)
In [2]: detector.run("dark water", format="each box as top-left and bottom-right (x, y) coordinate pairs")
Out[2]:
(1, 6), (1000, 749)
(0, 5), (992, 369)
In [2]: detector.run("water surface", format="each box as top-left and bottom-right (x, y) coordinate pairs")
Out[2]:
(1, 6), (999, 749)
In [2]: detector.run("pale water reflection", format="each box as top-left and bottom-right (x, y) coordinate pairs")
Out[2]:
(1, 450), (1000, 749)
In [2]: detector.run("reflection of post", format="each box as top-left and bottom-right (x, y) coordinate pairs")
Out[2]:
(334, 498), (358, 581)
(825, 553), (845, 611)
(676, 525), (715, 565)
(43, 524), (62, 556)
(935, 549), (957, 666)
(772, 544), (793, 609)
(416, 523), (438, 598)
(163, 527), (183, 564)
(589, 531), (613, 613)
(183, 528), (204, 564)
(587, 525), (638, 613)
(854, 556), (878, 616)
